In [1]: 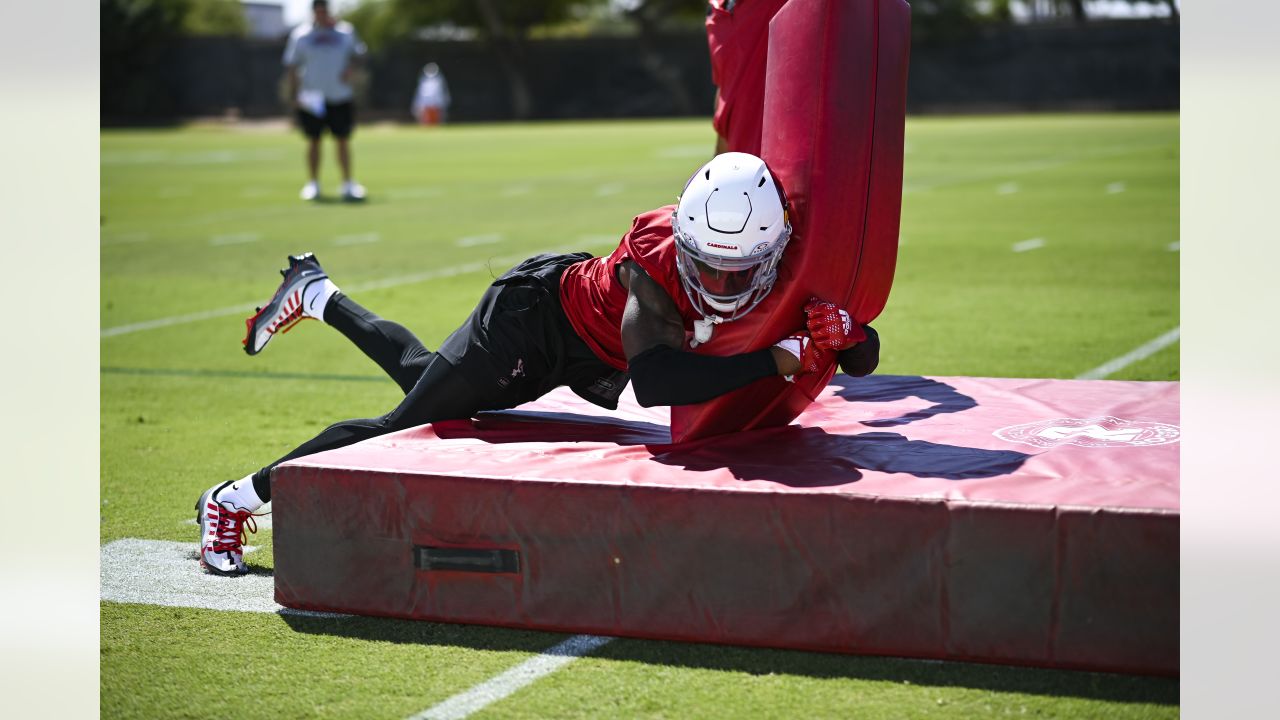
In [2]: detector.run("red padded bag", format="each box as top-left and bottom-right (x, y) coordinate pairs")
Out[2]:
(671, 0), (911, 442)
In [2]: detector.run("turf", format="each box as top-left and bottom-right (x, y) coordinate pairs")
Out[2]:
(101, 114), (1179, 718)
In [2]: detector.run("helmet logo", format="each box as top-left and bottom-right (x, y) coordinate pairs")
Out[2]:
(750, 242), (772, 255)
(707, 242), (739, 251)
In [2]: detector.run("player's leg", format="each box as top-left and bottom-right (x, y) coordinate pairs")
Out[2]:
(297, 107), (323, 200)
(198, 351), (489, 574)
(243, 254), (430, 393)
(329, 102), (365, 201)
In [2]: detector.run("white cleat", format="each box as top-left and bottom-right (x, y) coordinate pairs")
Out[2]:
(341, 180), (366, 202)
(242, 253), (328, 355)
(195, 480), (260, 576)
(300, 180), (320, 201)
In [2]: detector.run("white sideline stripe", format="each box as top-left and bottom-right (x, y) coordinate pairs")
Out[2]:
(1106, 182), (1127, 194)
(1167, 241), (1180, 252)
(211, 232), (261, 246)
(334, 232), (381, 246)
(1012, 237), (1045, 253)
(101, 241), (617, 338)
(996, 182), (1019, 195)
(409, 635), (614, 720)
(1076, 327), (1180, 380)
(99, 538), (343, 618)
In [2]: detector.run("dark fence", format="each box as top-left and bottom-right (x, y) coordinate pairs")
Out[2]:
(101, 20), (1177, 126)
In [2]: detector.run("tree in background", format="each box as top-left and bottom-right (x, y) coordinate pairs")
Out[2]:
(346, 0), (591, 120)
(182, 0), (250, 36)
(617, 0), (706, 117)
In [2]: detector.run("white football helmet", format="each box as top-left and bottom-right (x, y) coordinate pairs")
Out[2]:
(671, 152), (791, 321)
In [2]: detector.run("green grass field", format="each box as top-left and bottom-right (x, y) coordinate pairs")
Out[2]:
(101, 114), (1179, 719)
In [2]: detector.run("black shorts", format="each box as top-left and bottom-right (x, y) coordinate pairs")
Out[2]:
(438, 253), (630, 410)
(297, 101), (355, 139)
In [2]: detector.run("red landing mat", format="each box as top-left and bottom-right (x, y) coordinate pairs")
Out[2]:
(273, 375), (1179, 676)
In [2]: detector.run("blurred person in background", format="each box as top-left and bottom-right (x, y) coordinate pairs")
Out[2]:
(411, 62), (451, 126)
(284, 0), (367, 201)
(706, 0), (788, 156)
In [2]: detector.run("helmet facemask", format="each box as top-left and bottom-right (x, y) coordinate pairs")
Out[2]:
(670, 152), (792, 323)
(672, 212), (790, 322)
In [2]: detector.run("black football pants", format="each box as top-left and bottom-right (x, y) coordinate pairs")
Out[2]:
(249, 293), (491, 502)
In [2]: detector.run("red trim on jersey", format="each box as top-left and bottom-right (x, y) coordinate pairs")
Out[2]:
(559, 206), (698, 371)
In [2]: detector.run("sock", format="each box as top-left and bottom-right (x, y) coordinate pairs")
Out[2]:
(303, 277), (340, 321)
(217, 474), (266, 512)
(251, 469), (272, 504)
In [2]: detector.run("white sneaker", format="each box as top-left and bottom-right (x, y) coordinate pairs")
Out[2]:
(195, 480), (261, 576)
(300, 180), (320, 201)
(341, 180), (366, 202)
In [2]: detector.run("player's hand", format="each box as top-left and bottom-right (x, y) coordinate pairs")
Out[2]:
(772, 332), (832, 381)
(804, 297), (866, 351)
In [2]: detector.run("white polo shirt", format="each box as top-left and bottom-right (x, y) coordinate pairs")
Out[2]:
(283, 20), (366, 104)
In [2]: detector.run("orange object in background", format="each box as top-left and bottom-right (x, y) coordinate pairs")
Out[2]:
(419, 107), (442, 125)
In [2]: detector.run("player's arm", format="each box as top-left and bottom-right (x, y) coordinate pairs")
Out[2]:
(285, 66), (300, 107)
(618, 260), (816, 407)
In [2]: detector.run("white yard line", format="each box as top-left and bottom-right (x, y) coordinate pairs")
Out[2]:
(595, 183), (624, 197)
(1106, 182), (1127, 194)
(996, 182), (1019, 195)
(1076, 327), (1180, 380)
(407, 635), (614, 720)
(102, 241), (617, 338)
(99, 538), (340, 618)
(1012, 237), (1045, 253)
(103, 536), (609, 718)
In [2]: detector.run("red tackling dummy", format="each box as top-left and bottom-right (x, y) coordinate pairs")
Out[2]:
(672, 0), (911, 442)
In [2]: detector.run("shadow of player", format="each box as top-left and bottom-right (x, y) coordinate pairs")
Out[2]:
(647, 425), (1030, 485)
(830, 374), (978, 427)
(451, 408), (1030, 486)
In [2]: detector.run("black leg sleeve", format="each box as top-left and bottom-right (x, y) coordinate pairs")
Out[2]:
(324, 293), (434, 394)
(250, 353), (486, 501)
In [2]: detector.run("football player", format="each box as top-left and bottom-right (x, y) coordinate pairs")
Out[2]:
(197, 153), (878, 574)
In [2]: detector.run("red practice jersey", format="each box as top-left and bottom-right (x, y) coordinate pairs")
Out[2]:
(559, 206), (699, 371)
(706, 0), (788, 156)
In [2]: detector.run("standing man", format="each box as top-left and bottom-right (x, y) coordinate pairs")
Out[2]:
(283, 0), (367, 202)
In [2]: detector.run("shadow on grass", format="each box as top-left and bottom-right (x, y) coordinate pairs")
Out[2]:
(281, 614), (1177, 705)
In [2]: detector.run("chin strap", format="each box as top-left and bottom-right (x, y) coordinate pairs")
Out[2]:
(691, 314), (724, 347)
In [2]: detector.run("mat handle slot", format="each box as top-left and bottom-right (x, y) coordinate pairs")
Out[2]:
(414, 546), (521, 574)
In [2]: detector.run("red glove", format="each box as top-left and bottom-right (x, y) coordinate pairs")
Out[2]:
(773, 332), (832, 381)
(804, 298), (867, 351)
